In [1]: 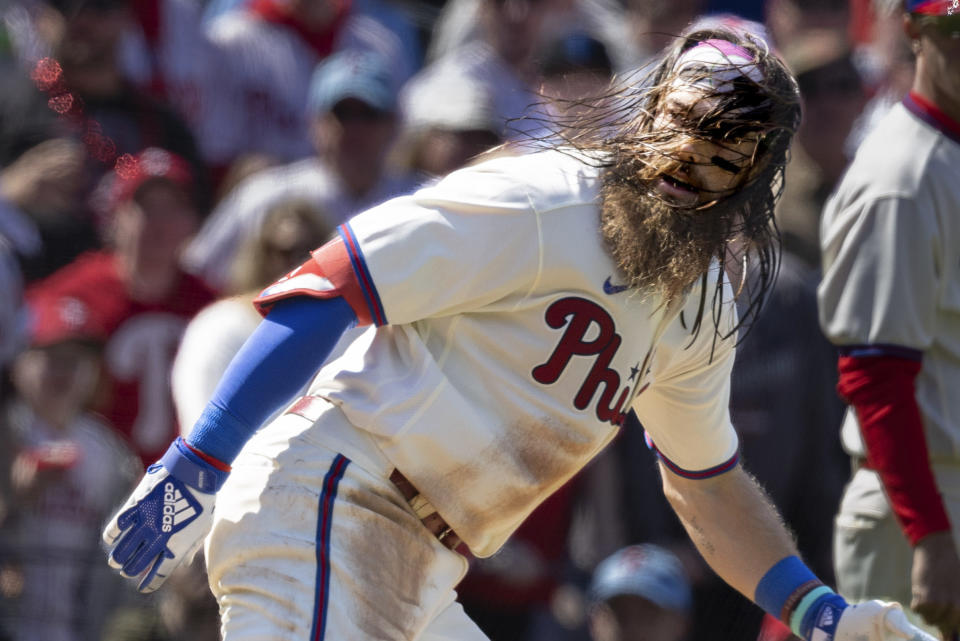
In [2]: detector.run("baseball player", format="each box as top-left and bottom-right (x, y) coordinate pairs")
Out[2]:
(819, 1), (960, 637)
(102, 21), (931, 641)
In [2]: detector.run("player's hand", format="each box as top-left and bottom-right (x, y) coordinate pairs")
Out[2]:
(825, 600), (938, 641)
(912, 532), (960, 639)
(102, 437), (229, 593)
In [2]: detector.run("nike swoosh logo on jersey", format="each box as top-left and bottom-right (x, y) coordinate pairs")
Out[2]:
(603, 277), (630, 295)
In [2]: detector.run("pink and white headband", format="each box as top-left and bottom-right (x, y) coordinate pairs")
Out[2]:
(674, 39), (764, 93)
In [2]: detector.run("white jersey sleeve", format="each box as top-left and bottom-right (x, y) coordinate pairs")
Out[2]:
(819, 193), (939, 350)
(632, 277), (741, 476)
(336, 162), (544, 325)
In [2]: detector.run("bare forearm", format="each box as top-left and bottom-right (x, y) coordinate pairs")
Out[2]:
(661, 463), (799, 600)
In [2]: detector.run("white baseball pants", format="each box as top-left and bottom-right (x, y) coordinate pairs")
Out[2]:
(205, 399), (490, 641)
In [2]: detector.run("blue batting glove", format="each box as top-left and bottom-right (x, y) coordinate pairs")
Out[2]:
(102, 437), (229, 593)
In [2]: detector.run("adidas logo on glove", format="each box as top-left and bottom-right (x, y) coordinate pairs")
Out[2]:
(162, 482), (197, 533)
(818, 608), (834, 628)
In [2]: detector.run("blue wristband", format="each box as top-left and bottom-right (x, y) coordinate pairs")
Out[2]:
(160, 437), (230, 493)
(755, 556), (820, 620)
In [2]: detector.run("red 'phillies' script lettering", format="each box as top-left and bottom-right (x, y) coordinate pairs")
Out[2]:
(531, 297), (630, 426)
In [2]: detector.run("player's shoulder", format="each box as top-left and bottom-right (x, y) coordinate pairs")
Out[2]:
(826, 102), (948, 229)
(417, 147), (601, 214)
(654, 262), (739, 377)
(841, 103), (942, 199)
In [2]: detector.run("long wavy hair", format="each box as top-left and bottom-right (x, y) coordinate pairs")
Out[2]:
(518, 22), (802, 344)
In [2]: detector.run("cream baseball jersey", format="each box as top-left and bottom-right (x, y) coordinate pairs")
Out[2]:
(257, 148), (741, 557)
(819, 96), (960, 460)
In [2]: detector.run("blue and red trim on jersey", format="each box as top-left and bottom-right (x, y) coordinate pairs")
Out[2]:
(310, 454), (350, 641)
(838, 343), (923, 361)
(644, 431), (740, 479)
(254, 232), (383, 328)
(904, 91), (960, 146)
(338, 223), (387, 327)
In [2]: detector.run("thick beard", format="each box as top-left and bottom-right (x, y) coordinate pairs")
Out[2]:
(599, 172), (738, 305)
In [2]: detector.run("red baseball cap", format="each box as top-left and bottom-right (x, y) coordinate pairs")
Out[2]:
(110, 147), (195, 208)
(907, 0), (960, 15)
(26, 293), (106, 348)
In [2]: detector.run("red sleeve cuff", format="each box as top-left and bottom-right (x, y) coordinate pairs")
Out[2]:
(182, 439), (231, 473)
(253, 233), (377, 326)
(838, 354), (951, 544)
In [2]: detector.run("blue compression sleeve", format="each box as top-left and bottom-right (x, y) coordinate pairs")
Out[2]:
(185, 296), (356, 464)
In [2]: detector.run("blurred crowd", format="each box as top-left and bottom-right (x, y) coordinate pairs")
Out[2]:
(0, 0), (915, 639)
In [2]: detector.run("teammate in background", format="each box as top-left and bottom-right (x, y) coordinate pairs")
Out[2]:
(587, 544), (692, 641)
(818, 1), (960, 638)
(102, 20), (932, 641)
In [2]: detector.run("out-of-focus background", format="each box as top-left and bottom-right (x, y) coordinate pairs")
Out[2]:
(0, 0), (909, 638)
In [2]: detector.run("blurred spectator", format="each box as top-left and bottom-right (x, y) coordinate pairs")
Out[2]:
(404, 0), (563, 140)
(393, 70), (502, 180)
(765, 0), (851, 50)
(22, 0), (209, 203)
(0, 239), (24, 377)
(0, 59), (99, 283)
(204, 0), (419, 165)
(537, 31), (614, 116)
(337, 0), (423, 87)
(425, 0), (633, 73)
(845, 0), (915, 153)
(172, 199), (332, 431)
(776, 30), (868, 268)
(0, 137), (93, 282)
(27, 148), (215, 465)
(623, 0), (707, 66)
(705, 0), (763, 22)
(539, 30), (613, 92)
(2, 291), (140, 641)
(118, 0), (236, 176)
(184, 49), (414, 292)
(586, 544), (692, 641)
(204, 0), (352, 163)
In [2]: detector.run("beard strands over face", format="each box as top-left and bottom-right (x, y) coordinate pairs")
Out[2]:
(598, 165), (740, 307)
